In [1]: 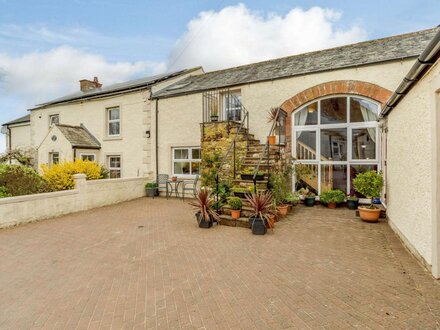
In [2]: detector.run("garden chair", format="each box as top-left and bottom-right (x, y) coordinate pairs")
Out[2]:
(157, 174), (171, 199)
(182, 174), (199, 201)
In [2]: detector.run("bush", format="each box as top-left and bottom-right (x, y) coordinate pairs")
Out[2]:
(0, 164), (50, 196)
(41, 159), (104, 191)
(145, 182), (158, 189)
(352, 170), (384, 204)
(319, 189), (346, 204)
(228, 197), (242, 210)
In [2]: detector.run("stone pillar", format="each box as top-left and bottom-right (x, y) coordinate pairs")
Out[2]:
(73, 173), (87, 191)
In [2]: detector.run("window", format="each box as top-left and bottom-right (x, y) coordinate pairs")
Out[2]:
(107, 107), (120, 136)
(49, 152), (59, 165)
(49, 114), (59, 126)
(107, 155), (121, 178)
(224, 92), (242, 121)
(80, 154), (96, 162)
(293, 96), (379, 195)
(172, 147), (201, 176)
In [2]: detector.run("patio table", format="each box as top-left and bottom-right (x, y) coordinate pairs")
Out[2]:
(167, 179), (184, 199)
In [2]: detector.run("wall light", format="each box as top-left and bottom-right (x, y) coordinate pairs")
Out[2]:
(146, 130), (151, 138)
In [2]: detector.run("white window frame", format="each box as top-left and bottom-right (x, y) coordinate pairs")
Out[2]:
(172, 147), (201, 178)
(223, 91), (242, 121)
(80, 153), (96, 162)
(49, 152), (59, 166)
(107, 155), (122, 178)
(49, 114), (59, 126)
(293, 95), (380, 195)
(106, 107), (121, 137)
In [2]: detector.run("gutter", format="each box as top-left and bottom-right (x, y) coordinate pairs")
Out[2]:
(380, 28), (440, 118)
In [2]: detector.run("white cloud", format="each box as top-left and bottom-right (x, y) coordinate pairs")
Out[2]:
(0, 46), (166, 106)
(167, 4), (367, 71)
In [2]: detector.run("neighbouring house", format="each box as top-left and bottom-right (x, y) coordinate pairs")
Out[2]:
(1, 114), (31, 152)
(1, 67), (203, 177)
(2, 26), (440, 278)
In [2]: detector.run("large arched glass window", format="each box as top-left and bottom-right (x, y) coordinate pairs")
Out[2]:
(293, 96), (380, 195)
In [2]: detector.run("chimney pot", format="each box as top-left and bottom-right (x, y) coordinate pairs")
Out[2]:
(80, 77), (102, 92)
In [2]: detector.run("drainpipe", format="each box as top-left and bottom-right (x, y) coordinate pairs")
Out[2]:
(73, 147), (77, 161)
(380, 28), (440, 117)
(155, 99), (159, 182)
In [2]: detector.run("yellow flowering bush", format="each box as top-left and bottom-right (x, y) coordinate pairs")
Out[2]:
(41, 159), (104, 191)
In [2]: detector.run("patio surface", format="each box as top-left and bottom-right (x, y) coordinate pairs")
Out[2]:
(1, 198), (440, 329)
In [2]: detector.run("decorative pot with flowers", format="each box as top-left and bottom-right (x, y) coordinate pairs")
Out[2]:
(319, 189), (346, 209)
(189, 189), (220, 228)
(352, 170), (384, 222)
(228, 197), (242, 220)
(245, 191), (273, 235)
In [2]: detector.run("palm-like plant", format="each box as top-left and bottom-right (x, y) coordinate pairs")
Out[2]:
(266, 107), (280, 124)
(189, 188), (220, 224)
(245, 191), (273, 225)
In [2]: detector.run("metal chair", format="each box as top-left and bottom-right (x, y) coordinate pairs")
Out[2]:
(157, 174), (171, 199)
(182, 174), (199, 200)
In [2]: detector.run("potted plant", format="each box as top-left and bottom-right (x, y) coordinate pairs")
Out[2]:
(352, 170), (384, 222)
(246, 191), (273, 235)
(269, 158), (293, 217)
(228, 197), (242, 220)
(285, 192), (301, 207)
(231, 185), (253, 198)
(319, 189), (345, 209)
(210, 101), (219, 122)
(240, 168), (265, 181)
(145, 182), (158, 197)
(189, 189), (220, 228)
(346, 195), (359, 210)
(298, 188), (316, 207)
(267, 107), (279, 145)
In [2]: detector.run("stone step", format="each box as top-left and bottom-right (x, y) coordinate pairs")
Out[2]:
(219, 215), (250, 228)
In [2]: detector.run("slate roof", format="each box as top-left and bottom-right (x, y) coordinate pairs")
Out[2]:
(31, 67), (202, 110)
(56, 124), (101, 149)
(153, 27), (439, 98)
(2, 114), (30, 126)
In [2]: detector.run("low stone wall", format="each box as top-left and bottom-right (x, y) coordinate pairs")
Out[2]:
(0, 174), (149, 228)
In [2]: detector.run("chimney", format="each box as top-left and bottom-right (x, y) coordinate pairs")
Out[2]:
(79, 76), (102, 92)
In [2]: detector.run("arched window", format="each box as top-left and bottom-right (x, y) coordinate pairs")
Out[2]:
(293, 96), (379, 195)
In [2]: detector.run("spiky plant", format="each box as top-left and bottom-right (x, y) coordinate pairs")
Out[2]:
(245, 191), (273, 220)
(266, 107), (280, 124)
(189, 188), (220, 223)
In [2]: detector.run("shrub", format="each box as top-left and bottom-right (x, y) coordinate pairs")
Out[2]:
(0, 164), (50, 196)
(145, 182), (158, 189)
(352, 170), (384, 205)
(0, 186), (11, 198)
(285, 192), (301, 204)
(41, 159), (104, 191)
(228, 196), (242, 210)
(319, 189), (346, 204)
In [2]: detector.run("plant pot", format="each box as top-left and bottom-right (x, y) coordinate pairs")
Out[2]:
(154, 188), (159, 196)
(233, 191), (247, 199)
(358, 207), (381, 222)
(304, 196), (315, 207)
(267, 214), (276, 228)
(240, 173), (265, 181)
(346, 200), (358, 210)
(373, 197), (381, 204)
(171, 176), (177, 182)
(195, 212), (213, 228)
(146, 188), (156, 197)
(250, 216), (267, 235)
(268, 135), (276, 145)
(230, 209), (241, 220)
(210, 115), (219, 122)
(277, 204), (289, 217)
(327, 202), (337, 209)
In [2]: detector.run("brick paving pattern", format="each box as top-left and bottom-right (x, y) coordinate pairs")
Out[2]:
(1, 198), (440, 329)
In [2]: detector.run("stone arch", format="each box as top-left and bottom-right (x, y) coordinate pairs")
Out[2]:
(281, 80), (393, 151)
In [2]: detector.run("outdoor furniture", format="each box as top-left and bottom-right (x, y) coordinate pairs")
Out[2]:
(182, 175), (199, 200)
(167, 178), (184, 199)
(157, 174), (172, 199)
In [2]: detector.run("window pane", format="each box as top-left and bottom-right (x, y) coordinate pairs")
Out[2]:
(321, 97), (347, 124)
(350, 165), (378, 196)
(191, 162), (200, 175)
(109, 170), (121, 179)
(174, 149), (188, 159)
(109, 156), (120, 168)
(352, 128), (376, 160)
(192, 148), (201, 160)
(108, 108), (120, 120)
(174, 162), (190, 175)
(50, 115), (59, 125)
(321, 128), (347, 161)
(294, 102), (318, 126)
(109, 122), (120, 135)
(296, 131), (316, 160)
(321, 164), (347, 193)
(350, 97), (378, 122)
(295, 164), (318, 193)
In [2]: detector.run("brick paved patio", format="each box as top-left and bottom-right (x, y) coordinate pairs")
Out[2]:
(1, 198), (440, 329)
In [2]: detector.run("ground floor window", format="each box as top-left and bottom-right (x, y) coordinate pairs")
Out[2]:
(172, 147), (201, 176)
(49, 152), (59, 165)
(80, 153), (96, 162)
(107, 155), (121, 178)
(293, 95), (380, 195)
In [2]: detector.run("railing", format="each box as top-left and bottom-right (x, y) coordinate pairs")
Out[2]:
(252, 107), (286, 192)
(202, 89), (249, 139)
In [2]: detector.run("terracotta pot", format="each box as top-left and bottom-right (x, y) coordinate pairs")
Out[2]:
(171, 176), (177, 181)
(267, 214), (276, 228)
(277, 204), (289, 217)
(358, 207), (381, 222)
(327, 202), (337, 209)
(268, 135), (276, 145)
(230, 209), (241, 220)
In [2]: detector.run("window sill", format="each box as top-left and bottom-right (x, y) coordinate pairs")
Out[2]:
(103, 136), (123, 141)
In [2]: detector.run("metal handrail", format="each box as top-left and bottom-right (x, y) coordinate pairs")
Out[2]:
(252, 107), (281, 192)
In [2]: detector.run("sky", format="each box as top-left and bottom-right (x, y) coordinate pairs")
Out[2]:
(0, 0), (439, 152)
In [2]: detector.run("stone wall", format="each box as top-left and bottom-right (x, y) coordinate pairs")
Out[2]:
(0, 174), (150, 228)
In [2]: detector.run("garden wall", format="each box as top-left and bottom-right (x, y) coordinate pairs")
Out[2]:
(0, 174), (149, 228)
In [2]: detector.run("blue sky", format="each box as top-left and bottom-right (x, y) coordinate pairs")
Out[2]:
(0, 0), (439, 151)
